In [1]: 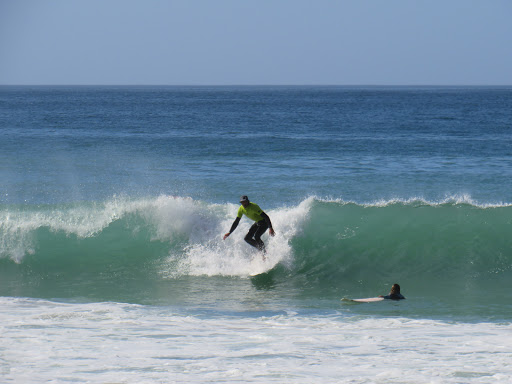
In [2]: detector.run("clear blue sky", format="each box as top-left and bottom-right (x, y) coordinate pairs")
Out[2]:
(1, 0), (511, 85)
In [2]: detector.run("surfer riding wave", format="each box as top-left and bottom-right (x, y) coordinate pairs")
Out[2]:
(223, 195), (275, 256)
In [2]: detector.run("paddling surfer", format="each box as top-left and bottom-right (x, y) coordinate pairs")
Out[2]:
(223, 195), (275, 254)
(379, 284), (405, 300)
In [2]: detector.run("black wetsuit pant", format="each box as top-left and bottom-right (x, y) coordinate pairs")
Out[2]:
(244, 220), (269, 251)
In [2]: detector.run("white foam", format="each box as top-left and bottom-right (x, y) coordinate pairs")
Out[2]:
(1, 297), (511, 383)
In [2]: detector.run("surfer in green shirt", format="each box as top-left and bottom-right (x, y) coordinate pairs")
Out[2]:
(223, 195), (275, 254)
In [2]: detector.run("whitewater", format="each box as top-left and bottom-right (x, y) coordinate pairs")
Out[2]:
(2, 297), (511, 383)
(2, 86), (512, 383)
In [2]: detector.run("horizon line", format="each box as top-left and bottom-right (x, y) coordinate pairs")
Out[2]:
(1, 84), (512, 87)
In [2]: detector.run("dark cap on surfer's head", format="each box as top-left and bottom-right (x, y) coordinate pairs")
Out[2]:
(240, 195), (249, 203)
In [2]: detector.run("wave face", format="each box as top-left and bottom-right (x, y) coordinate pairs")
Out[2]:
(2, 196), (512, 304)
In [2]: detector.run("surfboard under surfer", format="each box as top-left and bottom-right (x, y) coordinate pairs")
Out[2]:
(223, 195), (275, 255)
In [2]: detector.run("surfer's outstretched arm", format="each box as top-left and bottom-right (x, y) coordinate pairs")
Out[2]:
(223, 217), (241, 240)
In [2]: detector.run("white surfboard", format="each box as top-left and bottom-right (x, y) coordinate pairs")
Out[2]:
(350, 297), (385, 303)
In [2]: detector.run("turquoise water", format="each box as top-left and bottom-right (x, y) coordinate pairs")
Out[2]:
(1, 197), (511, 321)
(1, 86), (512, 322)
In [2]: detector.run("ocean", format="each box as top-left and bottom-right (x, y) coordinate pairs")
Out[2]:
(1, 86), (512, 383)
